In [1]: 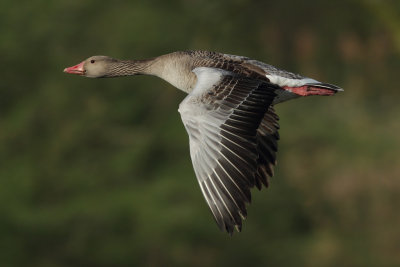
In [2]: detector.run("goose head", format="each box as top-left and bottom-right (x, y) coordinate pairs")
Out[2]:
(64, 56), (117, 78)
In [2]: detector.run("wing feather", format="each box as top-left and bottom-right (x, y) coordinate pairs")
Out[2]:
(179, 67), (279, 234)
(254, 107), (280, 189)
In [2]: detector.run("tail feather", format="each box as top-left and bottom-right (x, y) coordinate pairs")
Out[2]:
(306, 82), (343, 91)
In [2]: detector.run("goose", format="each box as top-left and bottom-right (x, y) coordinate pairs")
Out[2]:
(64, 50), (343, 234)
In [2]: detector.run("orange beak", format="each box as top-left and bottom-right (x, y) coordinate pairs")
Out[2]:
(64, 61), (85, 75)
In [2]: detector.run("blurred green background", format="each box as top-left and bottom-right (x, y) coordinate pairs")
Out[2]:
(1, 0), (400, 266)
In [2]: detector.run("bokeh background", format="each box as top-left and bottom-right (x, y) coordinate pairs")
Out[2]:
(1, 0), (399, 266)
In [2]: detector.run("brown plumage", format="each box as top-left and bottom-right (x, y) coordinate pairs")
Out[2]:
(64, 50), (342, 234)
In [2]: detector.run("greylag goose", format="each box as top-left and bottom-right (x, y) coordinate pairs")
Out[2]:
(64, 51), (342, 234)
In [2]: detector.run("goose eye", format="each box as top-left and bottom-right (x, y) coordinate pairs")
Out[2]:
(90, 60), (95, 64)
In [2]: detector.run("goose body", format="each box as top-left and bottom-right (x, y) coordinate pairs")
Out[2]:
(64, 50), (342, 234)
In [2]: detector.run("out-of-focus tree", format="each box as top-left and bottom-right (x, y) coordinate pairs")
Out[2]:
(0, 0), (399, 266)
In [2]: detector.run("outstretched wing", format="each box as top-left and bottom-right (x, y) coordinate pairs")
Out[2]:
(178, 67), (279, 234)
(254, 107), (280, 189)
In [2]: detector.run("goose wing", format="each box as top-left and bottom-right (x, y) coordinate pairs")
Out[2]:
(254, 107), (280, 189)
(178, 67), (279, 234)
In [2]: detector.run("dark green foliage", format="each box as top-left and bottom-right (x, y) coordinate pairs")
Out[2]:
(1, 0), (399, 266)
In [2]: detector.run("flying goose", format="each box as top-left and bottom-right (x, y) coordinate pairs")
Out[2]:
(64, 50), (342, 234)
